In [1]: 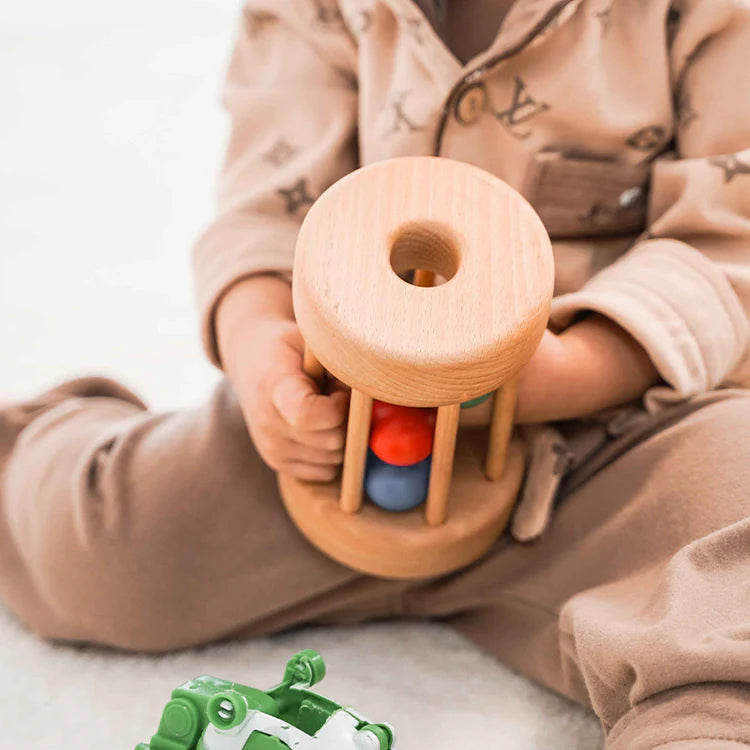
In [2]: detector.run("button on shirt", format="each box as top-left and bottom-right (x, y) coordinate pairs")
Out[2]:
(454, 83), (487, 125)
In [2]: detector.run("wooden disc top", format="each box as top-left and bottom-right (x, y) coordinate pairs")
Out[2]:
(293, 157), (554, 406)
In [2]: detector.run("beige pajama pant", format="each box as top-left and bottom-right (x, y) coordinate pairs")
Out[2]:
(1, 377), (750, 749)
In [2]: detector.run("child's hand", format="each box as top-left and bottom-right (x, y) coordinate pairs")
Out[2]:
(216, 275), (348, 482)
(515, 315), (659, 423)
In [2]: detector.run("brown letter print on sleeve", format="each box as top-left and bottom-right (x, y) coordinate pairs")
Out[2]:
(278, 179), (316, 213)
(264, 140), (298, 167)
(494, 76), (550, 140)
(709, 154), (750, 183)
(384, 91), (426, 137)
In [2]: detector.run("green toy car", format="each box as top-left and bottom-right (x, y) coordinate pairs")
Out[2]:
(136, 650), (396, 750)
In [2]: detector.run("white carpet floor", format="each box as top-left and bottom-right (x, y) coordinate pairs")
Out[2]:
(0, 1), (602, 747)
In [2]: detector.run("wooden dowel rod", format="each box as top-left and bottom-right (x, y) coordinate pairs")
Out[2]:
(485, 377), (518, 481)
(340, 389), (372, 514)
(303, 345), (325, 384)
(413, 269), (436, 287)
(425, 403), (461, 526)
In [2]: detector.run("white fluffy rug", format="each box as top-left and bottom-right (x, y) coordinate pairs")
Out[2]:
(0, 608), (601, 750)
(0, 1), (602, 747)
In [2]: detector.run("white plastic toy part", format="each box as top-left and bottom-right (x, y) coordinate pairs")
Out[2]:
(202, 708), (390, 750)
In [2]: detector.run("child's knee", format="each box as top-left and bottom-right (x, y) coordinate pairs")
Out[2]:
(6, 469), (205, 651)
(3, 389), (281, 651)
(2, 401), (199, 649)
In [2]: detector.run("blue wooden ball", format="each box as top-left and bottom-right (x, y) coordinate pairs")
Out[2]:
(364, 451), (431, 512)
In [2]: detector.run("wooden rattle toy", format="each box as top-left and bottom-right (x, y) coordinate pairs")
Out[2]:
(278, 156), (554, 579)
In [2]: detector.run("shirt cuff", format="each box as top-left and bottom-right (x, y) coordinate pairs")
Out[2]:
(550, 238), (749, 407)
(192, 212), (298, 367)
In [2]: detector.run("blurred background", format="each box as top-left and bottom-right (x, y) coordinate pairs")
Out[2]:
(0, 2), (602, 747)
(1, 0), (228, 408)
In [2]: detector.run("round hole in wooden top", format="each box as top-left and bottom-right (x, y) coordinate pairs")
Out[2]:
(389, 221), (460, 287)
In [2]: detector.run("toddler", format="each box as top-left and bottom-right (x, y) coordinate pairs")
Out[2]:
(2, 1), (750, 747)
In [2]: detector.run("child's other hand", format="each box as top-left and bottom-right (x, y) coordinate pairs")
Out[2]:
(515, 315), (659, 423)
(216, 275), (348, 482)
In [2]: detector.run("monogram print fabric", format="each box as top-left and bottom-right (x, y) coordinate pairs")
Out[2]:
(193, 0), (750, 411)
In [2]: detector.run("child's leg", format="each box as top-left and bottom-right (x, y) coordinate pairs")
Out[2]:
(0, 378), (410, 651)
(409, 390), (750, 749)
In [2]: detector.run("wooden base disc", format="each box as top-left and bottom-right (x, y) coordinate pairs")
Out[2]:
(278, 430), (525, 580)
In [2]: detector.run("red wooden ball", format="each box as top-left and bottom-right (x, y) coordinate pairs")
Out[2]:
(371, 400), (437, 426)
(369, 411), (435, 466)
(371, 400), (402, 425)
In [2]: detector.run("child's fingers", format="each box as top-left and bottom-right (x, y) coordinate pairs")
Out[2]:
(272, 374), (348, 431)
(290, 424), (346, 452)
(282, 438), (344, 467)
(280, 460), (339, 483)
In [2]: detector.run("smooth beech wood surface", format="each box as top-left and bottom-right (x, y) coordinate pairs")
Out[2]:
(425, 404), (461, 526)
(339, 389), (372, 514)
(292, 156), (554, 407)
(485, 377), (519, 481)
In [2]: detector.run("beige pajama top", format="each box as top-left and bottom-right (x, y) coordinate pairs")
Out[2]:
(193, 0), (750, 409)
